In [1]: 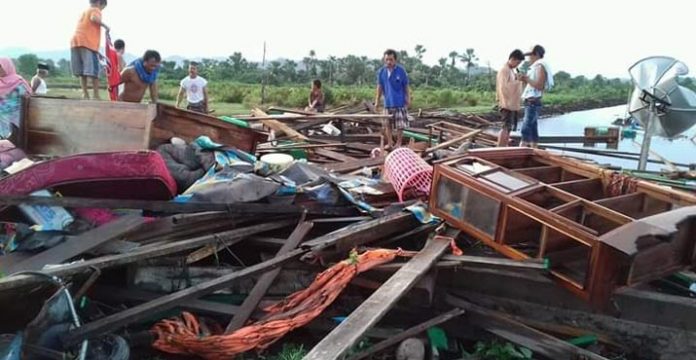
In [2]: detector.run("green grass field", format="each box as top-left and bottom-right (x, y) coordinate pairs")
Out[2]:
(44, 78), (628, 117)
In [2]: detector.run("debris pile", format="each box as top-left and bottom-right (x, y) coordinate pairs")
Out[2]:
(1, 97), (696, 360)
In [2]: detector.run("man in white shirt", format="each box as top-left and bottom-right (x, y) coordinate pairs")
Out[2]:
(31, 63), (50, 95)
(176, 62), (208, 113)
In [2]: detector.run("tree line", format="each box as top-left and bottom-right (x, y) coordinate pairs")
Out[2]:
(11, 46), (662, 93)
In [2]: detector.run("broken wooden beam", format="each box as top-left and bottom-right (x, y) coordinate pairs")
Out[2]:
(225, 221), (314, 332)
(304, 236), (450, 360)
(8, 215), (146, 273)
(322, 156), (386, 173)
(350, 308), (466, 360)
(251, 108), (307, 140)
(444, 294), (609, 360)
(0, 195), (356, 216)
(0, 221), (293, 291)
(91, 285), (240, 317)
(424, 130), (482, 154)
(63, 212), (416, 345)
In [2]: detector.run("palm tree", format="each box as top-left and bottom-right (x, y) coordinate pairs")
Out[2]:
(459, 48), (479, 85)
(328, 55), (337, 86)
(448, 51), (459, 68)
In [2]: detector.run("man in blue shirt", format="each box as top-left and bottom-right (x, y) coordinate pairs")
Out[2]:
(374, 49), (411, 148)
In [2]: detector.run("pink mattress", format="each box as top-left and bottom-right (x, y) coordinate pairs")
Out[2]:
(0, 151), (177, 200)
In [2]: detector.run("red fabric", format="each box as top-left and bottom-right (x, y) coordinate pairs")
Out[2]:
(104, 34), (121, 101)
(0, 151), (177, 200)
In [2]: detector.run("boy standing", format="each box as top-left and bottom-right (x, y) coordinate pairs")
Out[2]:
(70, 0), (110, 100)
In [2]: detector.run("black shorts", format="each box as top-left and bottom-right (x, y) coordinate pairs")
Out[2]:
(500, 109), (519, 131)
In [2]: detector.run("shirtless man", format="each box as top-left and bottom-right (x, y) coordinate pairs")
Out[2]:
(119, 50), (161, 103)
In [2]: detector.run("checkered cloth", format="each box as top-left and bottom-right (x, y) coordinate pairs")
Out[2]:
(385, 107), (409, 130)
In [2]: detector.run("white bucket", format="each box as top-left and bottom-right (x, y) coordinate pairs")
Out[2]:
(259, 153), (294, 174)
(322, 122), (341, 136)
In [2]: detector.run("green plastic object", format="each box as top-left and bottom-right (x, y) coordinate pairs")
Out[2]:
(543, 257), (551, 270)
(219, 116), (250, 128)
(567, 334), (598, 347)
(403, 130), (438, 143)
(427, 326), (448, 350)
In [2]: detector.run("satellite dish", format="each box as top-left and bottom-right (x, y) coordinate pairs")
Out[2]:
(627, 56), (696, 170)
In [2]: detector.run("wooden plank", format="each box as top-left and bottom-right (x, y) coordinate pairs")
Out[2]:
(304, 236), (450, 360)
(0, 221), (293, 291)
(312, 148), (357, 162)
(8, 215), (146, 273)
(91, 285), (240, 317)
(225, 221), (314, 332)
(0, 195), (356, 216)
(444, 294), (609, 360)
(323, 156), (386, 173)
(350, 308), (465, 360)
(251, 108), (307, 140)
(25, 97), (155, 156)
(425, 130), (482, 154)
(151, 104), (263, 153)
(63, 212), (413, 344)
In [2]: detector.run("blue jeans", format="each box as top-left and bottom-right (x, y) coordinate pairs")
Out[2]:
(521, 98), (542, 143)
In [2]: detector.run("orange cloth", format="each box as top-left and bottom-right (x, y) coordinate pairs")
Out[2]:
(496, 63), (523, 111)
(70, 7), (102, 51)
(151, 249), (400, 360)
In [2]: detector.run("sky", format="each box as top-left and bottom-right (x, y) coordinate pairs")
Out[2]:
(1, 0), (695, 78)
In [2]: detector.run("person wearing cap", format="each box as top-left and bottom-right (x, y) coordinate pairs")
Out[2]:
(518, 45), (554, 148)
(31, 63), (50, 95)
(496, 49), (525, 147)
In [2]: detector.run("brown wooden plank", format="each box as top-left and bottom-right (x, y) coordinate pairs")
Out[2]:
(323, 156), (386, 173)
(350, 308), (466, 360)
(0, 221), (293, 292)
(444, 294), (609, 360)
(92, 285), (240, 317)
(251, 108), (307, 140)
(152, 104), (263, 152)
(8, 215), (146, 273)
(63, 212), (413, 344)
(304, 236), (450, 360)
(225, 221), (314, 332)
(25, 97), (155, 156)
(313, 148), (357, 162)
(425, 130), (482, 153)
(0, 195), (356, 216)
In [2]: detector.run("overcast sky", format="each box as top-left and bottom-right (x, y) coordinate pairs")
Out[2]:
(1, 0), (695, 78)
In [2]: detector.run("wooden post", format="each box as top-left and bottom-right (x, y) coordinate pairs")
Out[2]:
(303, 236), (450, 360)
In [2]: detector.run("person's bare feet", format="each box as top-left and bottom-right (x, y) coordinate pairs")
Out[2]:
(82, 93), (90, 100)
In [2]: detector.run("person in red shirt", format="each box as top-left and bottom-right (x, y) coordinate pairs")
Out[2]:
(70, 0), (110, 100)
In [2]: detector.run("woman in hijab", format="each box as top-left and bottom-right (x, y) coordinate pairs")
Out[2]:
(0, 57), (32, 140)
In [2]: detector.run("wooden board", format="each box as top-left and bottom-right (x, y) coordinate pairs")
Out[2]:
(304, 236), (450, 360)
(350, 308), (465, 360)
(25, 97), (155, 156)
(225, 221), (314, 332)
(8, 215), (146, 273)
(323, 156), (385, 173)
(63, 212), (413, 344)
(151, 104), (264, 152)
(445, 294), (608, 360)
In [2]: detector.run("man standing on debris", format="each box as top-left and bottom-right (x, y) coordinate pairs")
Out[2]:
(375, 49), (411, 148)
(519, 45), (553, 148)
(176, 62), (208, 113)
(495, 50), (525, 147)
(31, 63), (50, 96)
(119, 50), (161, 103)
(70, 0), (110, 100)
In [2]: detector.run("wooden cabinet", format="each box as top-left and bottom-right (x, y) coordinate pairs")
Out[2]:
(430, 148), (696, 309)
